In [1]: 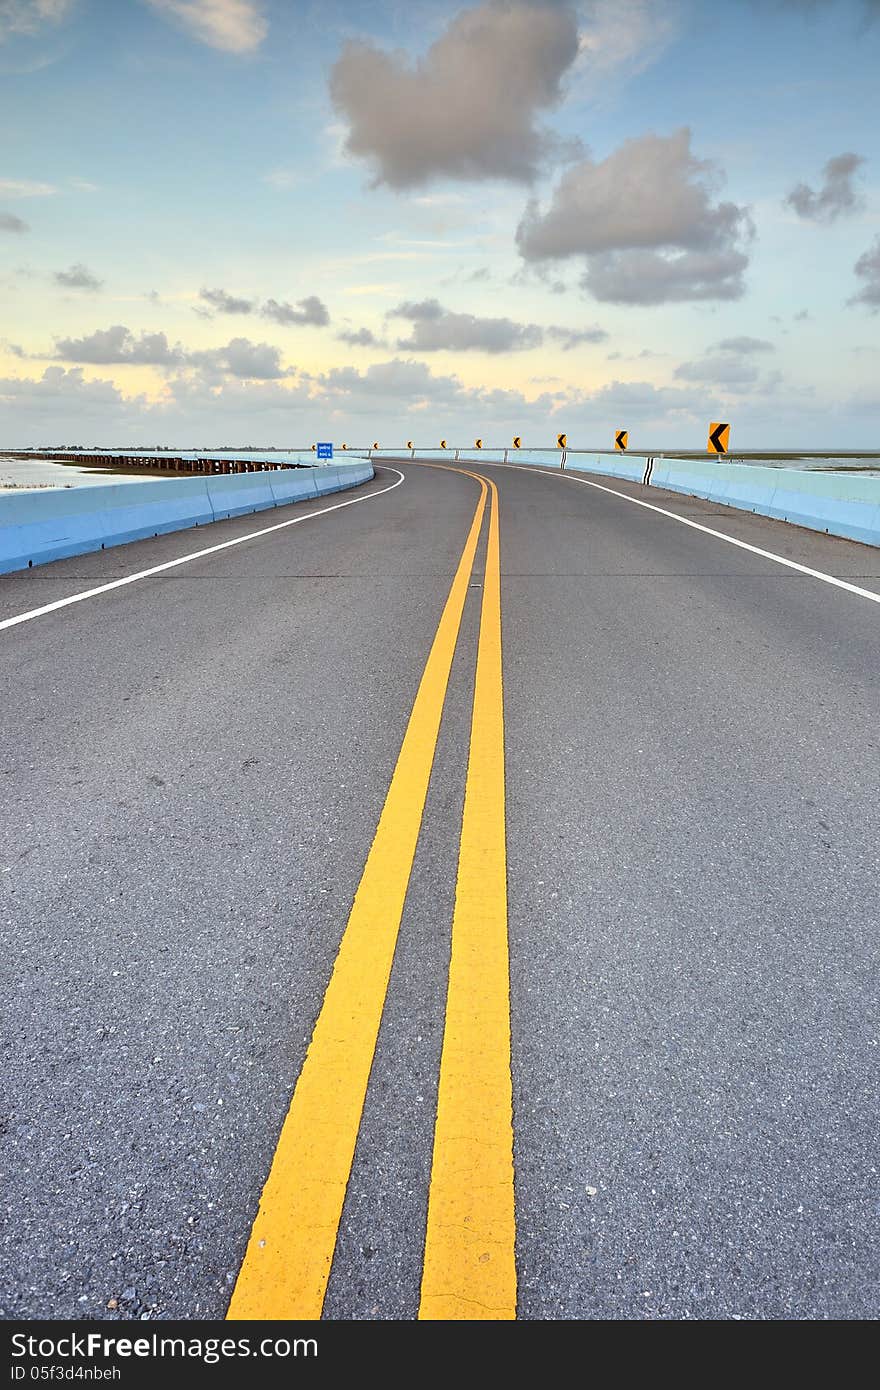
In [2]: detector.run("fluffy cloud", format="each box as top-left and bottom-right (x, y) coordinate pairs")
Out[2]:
(262, 295), (329, 327)
(329, 0), (579, 188)
(144, 0), (266, 54)
(784, 152), (866, 222)
(54, 325), (182, 365)
(517, 128), (753, 304)
(574, 377), (713, 422)
(199, 286), (254, 314)
(0, 365), (129, 413)
(674, 338), (778, 392)
(0, 1), (72, 41)
(849, 235), (880, 311)
(317, 357), (465, 406)
(54, 262), (103, 291)
(388, 298), (542, 353)
(0, 212), (29, 233)
(0, 353), (832, 449)
(186, 337), (289, 379)
(336, 327), (379, 347)
(583, 249), (749, 304)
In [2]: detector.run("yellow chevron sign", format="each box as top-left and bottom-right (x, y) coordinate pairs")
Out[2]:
(341, 443), (348, 450)
(310, 443), (316, 451)
(407, 440), (414, 449)
(475, 438), (483, 449)
(372, 442), (379, 450)
(708, 422), (730, 455)
(557, 433), (567, 449)
(440, 440), (447, 449)
(615, 430), (628, 452)
(512, 436), (521, 449)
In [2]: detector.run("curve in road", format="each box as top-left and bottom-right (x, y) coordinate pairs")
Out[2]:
(1, 458), (878, 1321)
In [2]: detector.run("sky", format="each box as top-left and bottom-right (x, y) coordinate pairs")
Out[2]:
(1, 0), (878, 449)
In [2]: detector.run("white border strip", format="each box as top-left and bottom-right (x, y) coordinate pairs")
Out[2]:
(0, 467), (404, 633)
(462, 458), (880, 608)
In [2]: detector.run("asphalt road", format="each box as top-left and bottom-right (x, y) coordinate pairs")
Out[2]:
(1, 458), (878, 1321)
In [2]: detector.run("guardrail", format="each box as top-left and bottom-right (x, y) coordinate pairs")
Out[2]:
(0, 461), (374, 575)
(372, 448), (880, 549)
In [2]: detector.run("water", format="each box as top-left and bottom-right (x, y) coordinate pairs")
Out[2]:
(0, 450), (320, 491)
(0, 456), (151, 491)
(676, 454), (880, 475)
(3, 450), (879, 492)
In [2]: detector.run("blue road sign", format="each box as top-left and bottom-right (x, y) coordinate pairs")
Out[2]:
(316, 442), (333, 461)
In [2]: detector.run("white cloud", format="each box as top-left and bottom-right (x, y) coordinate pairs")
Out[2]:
(0, 353), (846, 449)
(575, 0), (680, 81)
(517, 128), (753, 304)
(186, 336), (290, 379)
(0, 178), (56, 197)
(0, 365), (130, 412)
(329, 0), (580, 188)
(144, 0), (266, 54)
(55, 324), (182, 365)
(0, 1), (72, 42)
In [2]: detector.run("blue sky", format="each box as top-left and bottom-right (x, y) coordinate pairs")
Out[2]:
(1, 0), (878, 448)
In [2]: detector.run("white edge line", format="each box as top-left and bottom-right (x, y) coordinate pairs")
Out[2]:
(0, 467), (405, 633)
(428, 457), (880, 608)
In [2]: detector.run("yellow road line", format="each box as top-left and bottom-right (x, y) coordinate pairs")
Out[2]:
(419, 475), (517, 1320)
(227, 472), (487, 1321)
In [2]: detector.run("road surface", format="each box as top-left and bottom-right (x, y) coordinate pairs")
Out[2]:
(1, 457), (878, 1320)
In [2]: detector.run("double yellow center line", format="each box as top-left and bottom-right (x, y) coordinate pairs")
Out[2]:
(227, 467), (515, 1321)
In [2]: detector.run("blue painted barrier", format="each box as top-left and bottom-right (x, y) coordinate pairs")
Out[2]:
(0, 463), (374, 575)
(645, 457), (880, 547)
(205, 471), (278, 520)
(386, 448), (880, 549)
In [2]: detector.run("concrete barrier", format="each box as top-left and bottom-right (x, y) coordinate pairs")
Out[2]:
(390, 448), (880, 548)
(646, 457), (880, 547)
(268, 470), (319, 506)
(205, 471), (277, 520)
(0, 463), (374, 575)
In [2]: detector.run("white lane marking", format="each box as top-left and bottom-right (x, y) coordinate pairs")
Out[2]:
(453, 458), (880, 609)
(0, 468), (404, 633)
